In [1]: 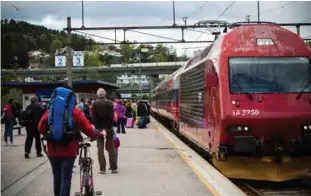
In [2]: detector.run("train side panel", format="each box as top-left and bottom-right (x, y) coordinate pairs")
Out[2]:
(179, 62), (211, 150)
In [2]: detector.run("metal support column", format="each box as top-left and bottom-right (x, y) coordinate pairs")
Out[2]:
(296, 25), (300, 36)
(66, 17), (73, 87)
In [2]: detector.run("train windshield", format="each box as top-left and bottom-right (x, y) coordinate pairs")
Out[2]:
(229, 57), (311, 94)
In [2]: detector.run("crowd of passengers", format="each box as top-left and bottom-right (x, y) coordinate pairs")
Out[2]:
(1, 86), (150, 196)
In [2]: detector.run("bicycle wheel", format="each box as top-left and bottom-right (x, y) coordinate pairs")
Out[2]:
(84, 185), (93, 196)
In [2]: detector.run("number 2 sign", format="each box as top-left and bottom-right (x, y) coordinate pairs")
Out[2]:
(55, 56), (66, 67)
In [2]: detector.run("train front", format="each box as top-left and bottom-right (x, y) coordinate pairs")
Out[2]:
(213, 23), (311, 181)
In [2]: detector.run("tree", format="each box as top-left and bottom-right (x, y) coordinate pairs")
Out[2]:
(50, 39), (63, 55)
(307, 41), (311, 48)
(1, 88), (23, 107)
(120, 42), (134, 63)
(39, 33), (49, 51)
(160, 75), (167, 81)
(85, 45), (103, 67)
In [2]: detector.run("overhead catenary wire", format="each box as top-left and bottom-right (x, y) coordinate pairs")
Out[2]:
(186, 1), (236, 51)
(127, 29), (179, 41)
(185, 28), (212, 35)
(74, 30), (122, 43)
(188, 1), (208, 18)
(212, 1), (236, 23)
(287, 16), (311, 30)
(250, 1), (296, 16)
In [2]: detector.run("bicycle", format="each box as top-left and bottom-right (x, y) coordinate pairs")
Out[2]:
(74, 137), (102, 196)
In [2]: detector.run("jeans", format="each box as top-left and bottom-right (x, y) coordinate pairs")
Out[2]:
(49, 156), (76, 196)
(117, 117), (125, 133)
(4, 119), (14, 144)
(115, 151), (118, 167)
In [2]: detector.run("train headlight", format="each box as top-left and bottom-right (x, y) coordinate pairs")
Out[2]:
(303, 125), (311, 131)
(228, 126), (250, 132)
(257, 38), (274, 46)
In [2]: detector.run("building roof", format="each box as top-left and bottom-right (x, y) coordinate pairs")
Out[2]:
(2, 80), (120, 89)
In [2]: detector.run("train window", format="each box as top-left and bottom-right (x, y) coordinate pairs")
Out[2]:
(229, 57), (311, 94)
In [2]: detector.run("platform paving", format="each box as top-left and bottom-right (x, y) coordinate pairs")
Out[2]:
(1, 121), (213, 196)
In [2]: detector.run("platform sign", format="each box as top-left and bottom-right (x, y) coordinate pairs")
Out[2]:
(36, 88), (54, 104)
(55, 56), (66, 67)
(120, 94), (132, 98)
(73, 55), (84, 67)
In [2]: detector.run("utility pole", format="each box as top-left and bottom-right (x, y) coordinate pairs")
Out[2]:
(257, 1), (260, 22)
(173, 1), (176, 26)
(66, 17), (73, 87)
(82, 1), (85, 28)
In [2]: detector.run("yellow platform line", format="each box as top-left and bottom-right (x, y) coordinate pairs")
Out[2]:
(154, 124), (220, 196)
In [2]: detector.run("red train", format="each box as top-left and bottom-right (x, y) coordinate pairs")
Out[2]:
(151, 22), (311, 181)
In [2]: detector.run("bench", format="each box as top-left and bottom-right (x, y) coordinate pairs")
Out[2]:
(13, 125), (23, 135)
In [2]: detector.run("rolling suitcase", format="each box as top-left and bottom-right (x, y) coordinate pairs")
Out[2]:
(126, 117), (134, 128)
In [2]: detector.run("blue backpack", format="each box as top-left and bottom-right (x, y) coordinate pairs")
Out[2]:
(46, 87), (77, 144)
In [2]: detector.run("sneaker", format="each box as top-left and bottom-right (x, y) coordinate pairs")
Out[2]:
(25, 153), (30, 159)
(122, 132), (126, 134)
(111, 170), (118, 174)
(37, 153), (44, 157)
(99, 171), (106, 174)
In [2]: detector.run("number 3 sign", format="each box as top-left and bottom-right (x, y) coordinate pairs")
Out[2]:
(73, 55), (84, 67)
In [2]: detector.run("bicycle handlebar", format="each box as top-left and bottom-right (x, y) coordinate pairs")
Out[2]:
(79, 137), (98, 148)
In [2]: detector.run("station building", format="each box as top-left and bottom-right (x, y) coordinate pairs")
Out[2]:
(2, 80), (120, 110)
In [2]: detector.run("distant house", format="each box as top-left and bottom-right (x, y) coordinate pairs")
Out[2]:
(55, 46), (123, 64)
(28, 50), (50, 58)
(55, 47), (82, 56)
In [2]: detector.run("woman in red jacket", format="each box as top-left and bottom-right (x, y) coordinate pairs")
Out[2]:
(38, 86), (106, 196)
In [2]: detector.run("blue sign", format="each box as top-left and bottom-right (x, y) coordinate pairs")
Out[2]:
(36, 88), (54, 104)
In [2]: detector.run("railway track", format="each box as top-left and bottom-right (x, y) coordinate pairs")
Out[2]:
(152, 114), (311, 196)
(234, 180), (311, 196)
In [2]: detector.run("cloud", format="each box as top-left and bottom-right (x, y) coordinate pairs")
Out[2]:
(1, 1), (311, 56)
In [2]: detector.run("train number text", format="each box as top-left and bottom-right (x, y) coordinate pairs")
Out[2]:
(232, 109), (260, 116)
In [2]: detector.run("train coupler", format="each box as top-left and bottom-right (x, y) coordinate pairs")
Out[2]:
(216, 147), (228, 161)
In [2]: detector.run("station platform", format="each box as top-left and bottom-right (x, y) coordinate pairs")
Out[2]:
(1, 118), (245, 196)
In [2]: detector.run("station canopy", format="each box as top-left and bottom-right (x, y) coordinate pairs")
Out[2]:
(1, 80), (120, 94)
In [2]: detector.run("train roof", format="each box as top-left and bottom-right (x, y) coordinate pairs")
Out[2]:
(182, 23), (311, 75)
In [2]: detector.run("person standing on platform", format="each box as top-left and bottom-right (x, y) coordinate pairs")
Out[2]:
(114, 100), (126, 134)
(38, 85), (105, 196)
(78, 98), (85, 111)
(92, 88), (118, 174)
(2, 99), (16, 146)
(137, 100), (148, 128)
(125, 101), (133, 118)
(22, 96), (45, 158)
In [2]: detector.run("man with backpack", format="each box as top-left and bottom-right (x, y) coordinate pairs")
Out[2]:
(22, 96), (45, 158)
(38, 85), (106, 196)
(2, 98), (17, 146)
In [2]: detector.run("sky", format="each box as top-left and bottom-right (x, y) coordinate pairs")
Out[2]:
(1, 0), (311, 57)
